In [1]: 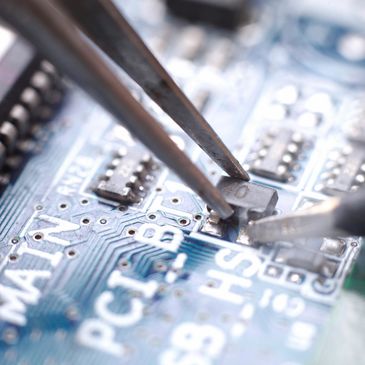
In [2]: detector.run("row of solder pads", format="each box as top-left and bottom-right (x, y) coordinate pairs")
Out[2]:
(0, 27), (65, 191)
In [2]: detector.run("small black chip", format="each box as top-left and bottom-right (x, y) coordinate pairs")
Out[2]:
(245, 128), (309, 183)
(316, 145), (365, 195)
(0, 26), (65, 193)
(166, 0), (250, 29)
(95, 146), (155, 204)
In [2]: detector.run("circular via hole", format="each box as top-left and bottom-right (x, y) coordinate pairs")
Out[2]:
(127, 228), (136, 236)
(119, 206), (127, 212)
(65, 306), (79, 321)
(194, 214), (202, 221)
(178, 218), (190, 226)
(35, 204), (43, 211)
(59, 203), (67, 210)
(11, 238), (19, 245)
(2, 327), (18, 345)
(81, 218), (90, 225)
(158, 285), (167, 295)
(206, 280), (216, 288)
(67, 249), (77, 258)
(171, 197), (181, 204)
(155, 187), (162, 192)
(174, 289), (184, 297)
(118, 259), (130, 269)
(154, 261), (167, 272)
(33, 233), (43, 241)
(9, 254), (18, 262)
(99, 218), (107, 225)
(147, 213), (157, 220)
(80, 199), (89, 205)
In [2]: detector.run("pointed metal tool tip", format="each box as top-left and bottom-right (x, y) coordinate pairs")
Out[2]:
(220, 156), (250, 181)
(235, 165), (250, 181)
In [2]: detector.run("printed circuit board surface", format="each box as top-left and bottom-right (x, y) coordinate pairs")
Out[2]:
(0, 1), (364, 364)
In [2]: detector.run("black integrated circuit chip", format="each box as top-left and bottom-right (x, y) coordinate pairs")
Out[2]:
(0, 26), (65, 191)
(95, 146), (155, 204)
(343, 98), (365, 144)
(166, 0), (250, 29)
(245, 128), (309, 183)
(317, 145), (365, 195)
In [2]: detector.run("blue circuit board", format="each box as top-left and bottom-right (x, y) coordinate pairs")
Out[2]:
(0, 1), (364, 364)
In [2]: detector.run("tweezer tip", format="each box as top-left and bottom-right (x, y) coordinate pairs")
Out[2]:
(226, 160), (250, 181)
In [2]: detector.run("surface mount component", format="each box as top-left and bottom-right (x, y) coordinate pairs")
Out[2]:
(245, 128), (308, 182)
(273, 236), (343, 279)
(0, 25), (64, 191)
(275, 244), (339, 278)
(343, 98), (365, 144)
(166, 0), (250, 29)
(316, 144), (365, 195)
(95, 146), (155, 204)
(201, 177), (278, 237)
(217, 177), (278, 224)
(0, 1), (364, 364)
(320, 238), (347, 257)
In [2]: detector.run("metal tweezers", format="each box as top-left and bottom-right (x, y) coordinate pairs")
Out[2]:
(247, 188), (365, 242)
(0, 0), (250, 219)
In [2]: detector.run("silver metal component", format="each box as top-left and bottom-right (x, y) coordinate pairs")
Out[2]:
(236, 227), (252, 246)
(41, 60), (58, 75)
(21, 87), (41, 110)
(31, 71), (52, 93)
(9, 104), (29, 136)
(275, 246), (338, 278)
(0, 121), (18, 152)
(287, 271), (305, 284)
(265, 265), (283, 278)
(247, 197), (342, 243)
(217, 177), (278, 224)
(202, 179), (278, 240)
(201, 211), (224, 237)
(320, 238), (346, 257)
